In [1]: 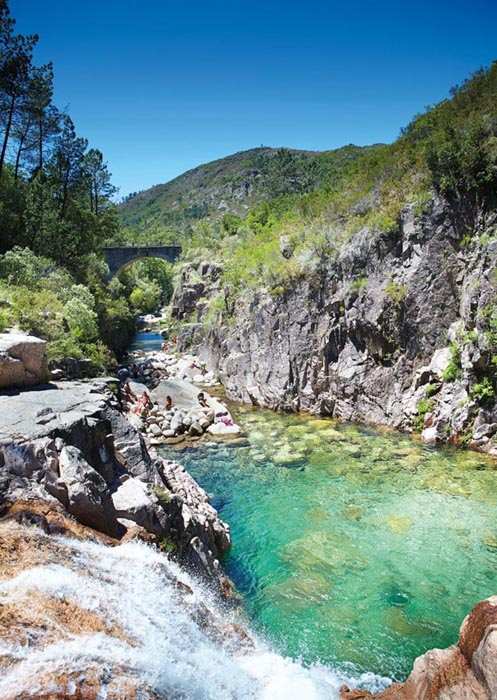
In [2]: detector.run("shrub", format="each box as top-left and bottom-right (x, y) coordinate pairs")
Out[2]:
(384, 280), (408, 308)
(442, 342), (462, 382)
(414, 398), (434, 431)
(64, 297), (99, 343)
(47, 337), (84, 362)
(351, 277), (368, 293)
(425, 383), (440, 398)
(472, 377), (494, 403)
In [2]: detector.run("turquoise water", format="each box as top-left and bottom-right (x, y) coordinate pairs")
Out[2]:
(169, 405), (497, 681)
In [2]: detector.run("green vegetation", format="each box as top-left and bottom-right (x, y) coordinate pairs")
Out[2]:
(0, 2), (177, 368)
(384, 281), (408, 308)
(425, 383), (441, 399)
(442, 342), (463, 382)
(350, 277), (368, 293)
(0, 247), (120, 370)
(117, 144), (380, 243)
(472, 377), (494, 403)
(414, 398), (434, 431)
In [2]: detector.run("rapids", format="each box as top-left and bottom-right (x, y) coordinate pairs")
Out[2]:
(0, 526), (389, 699)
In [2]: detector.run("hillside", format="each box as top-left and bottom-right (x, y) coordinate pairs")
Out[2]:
(117, 144), (380, 241)
(169, 62), (497, 453)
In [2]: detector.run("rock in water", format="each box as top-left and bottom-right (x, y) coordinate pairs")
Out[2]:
(340, 595), (497, 700)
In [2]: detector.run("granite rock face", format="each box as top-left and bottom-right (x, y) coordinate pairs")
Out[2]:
(0, 379), (231, 592)
(174, 199), (497, 454)
(0, 331), (48, 389)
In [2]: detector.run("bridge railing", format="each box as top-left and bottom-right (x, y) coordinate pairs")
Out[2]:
(102, 242), (182, 249)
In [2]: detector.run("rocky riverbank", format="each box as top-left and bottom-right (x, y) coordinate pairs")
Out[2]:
(172, 198), (497, 456)
(341, 596), (497, 700)
(0, 372), (232, 594)
(120, 350), (241, 445)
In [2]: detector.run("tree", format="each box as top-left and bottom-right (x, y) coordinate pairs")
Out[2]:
(0, 2), (38, 178)
(11, 63), (60, 179)
(83, 148), (117, 216)
(48, 114), (87, 218)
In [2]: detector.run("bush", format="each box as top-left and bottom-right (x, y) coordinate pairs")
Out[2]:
(63, 297), (99, 343)
(414, 398), (434, 431)
(472, 377), (494, 403)
(425, 383), (441, 398)
(442, 342), (462, 382)
(84, 341), (116, 374)
(384, 280), (408, 308)
(47, 337), (84, 362)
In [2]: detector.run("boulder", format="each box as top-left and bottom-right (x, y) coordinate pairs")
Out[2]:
(58, 445), (118, 537)
(111, 477), (169, 536)
(188, 421), (203, 437)
(341, 596), (497, 700)
(207, 422), (241, 436)
(0, 331), (48, 389)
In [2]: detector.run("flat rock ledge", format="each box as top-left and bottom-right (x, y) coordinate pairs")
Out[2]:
(341, 596), (497, 700)
(0, 378), (232, 595)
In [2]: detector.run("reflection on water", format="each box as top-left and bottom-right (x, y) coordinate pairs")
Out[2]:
(168, 405), (497, 681)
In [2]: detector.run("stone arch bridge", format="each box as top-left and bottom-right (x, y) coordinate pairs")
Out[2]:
(102, 244), (182, 280)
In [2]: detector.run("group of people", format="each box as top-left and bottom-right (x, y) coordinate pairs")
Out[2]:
(122, 380), (153, 418)
(120, 367), (234, 433)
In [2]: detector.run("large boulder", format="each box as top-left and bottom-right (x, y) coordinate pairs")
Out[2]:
(111, 476), (169, 535)
(57, 445), (118, 537)
(0, 331), (48, 389)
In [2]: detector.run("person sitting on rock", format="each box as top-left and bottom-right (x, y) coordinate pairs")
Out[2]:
(122, 380), (138, 410)
(165, 395), (173, 411)
(215, 409), (233, 426)
(134, 391), (153, 418)
(198, 392), (215, 422)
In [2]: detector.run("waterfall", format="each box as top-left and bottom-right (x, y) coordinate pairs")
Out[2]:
(0, 530), (390, 699)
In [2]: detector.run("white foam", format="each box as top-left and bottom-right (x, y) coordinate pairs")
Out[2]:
(0, 535), (391, 699)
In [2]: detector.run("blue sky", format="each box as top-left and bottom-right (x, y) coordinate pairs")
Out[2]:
(12, 0), (497, 199)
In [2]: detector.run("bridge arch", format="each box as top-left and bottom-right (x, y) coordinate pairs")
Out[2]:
(102, 245), (182, 281)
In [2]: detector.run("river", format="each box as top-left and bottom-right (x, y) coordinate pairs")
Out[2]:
(129, 331), (497, 684)
(168, 403), (497, 681)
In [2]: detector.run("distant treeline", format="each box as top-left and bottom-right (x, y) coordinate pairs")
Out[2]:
(0, 0), (173, 371)
(0, 0), (117, 269)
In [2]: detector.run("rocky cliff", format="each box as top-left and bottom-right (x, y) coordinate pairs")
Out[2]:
(173, 196), (497, 454)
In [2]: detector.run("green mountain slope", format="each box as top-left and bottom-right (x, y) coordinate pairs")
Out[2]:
(118, 145), (380, 242)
